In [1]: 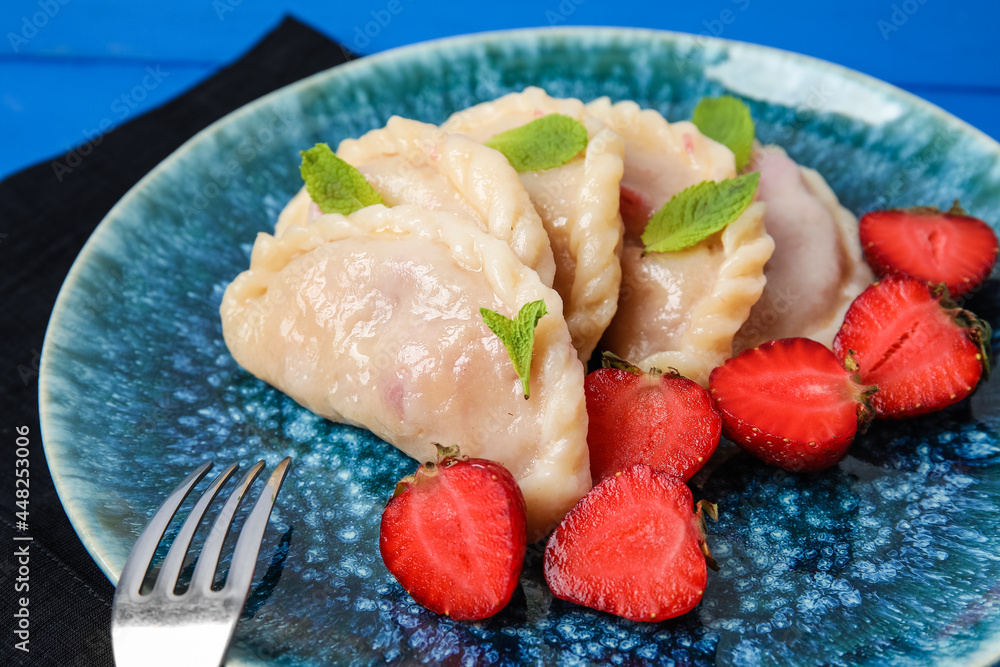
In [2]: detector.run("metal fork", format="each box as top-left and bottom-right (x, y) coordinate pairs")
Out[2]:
(111, 458), (291, 667)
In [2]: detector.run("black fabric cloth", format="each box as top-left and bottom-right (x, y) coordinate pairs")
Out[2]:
(0, 18), (353, 665)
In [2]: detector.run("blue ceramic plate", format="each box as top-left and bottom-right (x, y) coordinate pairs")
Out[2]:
(40, 27), (1000, 666)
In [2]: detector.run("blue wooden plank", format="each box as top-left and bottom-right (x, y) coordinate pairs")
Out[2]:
(2, 0), (999, 87)
(0, 61), (212, 179)
(2, 0), (998, 180)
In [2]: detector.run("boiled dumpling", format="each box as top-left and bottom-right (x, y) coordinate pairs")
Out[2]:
(276, 117), (557, 288)
(587, 98), (774, 386)
(586, 98), (736, 231)
(733, 145), (874, 352)
(441, 87), (626, 362)
(221, 203), (590, 540)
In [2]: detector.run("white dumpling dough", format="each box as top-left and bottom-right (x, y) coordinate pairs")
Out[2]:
(587, 98), (774, 386)
(733, 145), (873, 352)
(441, 87), (625, 363)
(222, 204), (590, 540)
(276, 117), (556, 288)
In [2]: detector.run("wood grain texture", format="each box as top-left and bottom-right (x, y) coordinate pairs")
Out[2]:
(2, 0), (998, 179)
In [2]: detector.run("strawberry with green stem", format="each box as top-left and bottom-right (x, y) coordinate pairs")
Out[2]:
(708, 337), (876, 472)
(379, 445), (527, 620)
(833, 275), (991, 418)
(585, 353), (721, 483)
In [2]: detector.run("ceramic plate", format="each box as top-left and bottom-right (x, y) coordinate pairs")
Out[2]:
(39, 27), (1000, 666)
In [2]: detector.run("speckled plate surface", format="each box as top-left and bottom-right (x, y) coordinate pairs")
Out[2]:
(40, 27), (1000, 666)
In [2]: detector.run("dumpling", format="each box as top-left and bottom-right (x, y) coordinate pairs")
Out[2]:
(733, 145), (874, 352)
(587, 98), (774, 386)
(585, 98), (736, 231)
(276, 117), (557, 288)
(221, 203), (590, 540)
(441, 87), (626, 362)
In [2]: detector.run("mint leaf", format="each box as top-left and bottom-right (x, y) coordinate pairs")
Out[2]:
(691, 96), (755, 171)
(300, 143), (383, 215)
(484, 114), (588, 172)
(480, 300), (548, 399)
(641, 172), (761, 253)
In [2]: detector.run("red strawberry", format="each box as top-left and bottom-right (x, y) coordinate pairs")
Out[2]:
(379, 445), (527, 620)
(833, 275), (991, 418)
(544, 464), (716, 622)
(708, 338), (875, 472)
(859, 203), (998, 298)
(585, 354), (721, 483)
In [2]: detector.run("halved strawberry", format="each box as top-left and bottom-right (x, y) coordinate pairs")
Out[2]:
(859, 203), (998, 298)
(833, 275), (991, 418)
(585, 354), (721, 483)
(708, 338), (875, 472)
(379, 445), (527, 620)
(544, 464), (716, 622)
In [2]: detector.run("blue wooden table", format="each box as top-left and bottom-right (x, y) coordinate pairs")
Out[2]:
(2, 1), (998, 181)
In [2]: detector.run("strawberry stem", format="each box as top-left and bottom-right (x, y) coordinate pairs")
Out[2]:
(601, 351), (649, 375)
(957, 311), (993, 381)
(392, 476), (414, 499)
(694, 499), (720, 571)
(434, 443), (462, 462)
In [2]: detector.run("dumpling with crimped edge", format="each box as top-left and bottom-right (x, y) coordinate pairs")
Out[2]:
(606, 203), (773, 387)
(586, 97), (774, 386)
(221, 203), (590, 541)
(276, 117), (556, 289)
(733, 145), (874, 352)
(441, 87), (626, 363)
(585, 97), (737, 231)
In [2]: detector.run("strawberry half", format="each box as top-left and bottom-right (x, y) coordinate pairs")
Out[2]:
(544, 464), (716, 622)
(859, 203), (998, 298)
(585, 354), (721, 483)
(379, 445), (527, 620)
(708, 338), (875, 472)
(833, 275), (991, 419)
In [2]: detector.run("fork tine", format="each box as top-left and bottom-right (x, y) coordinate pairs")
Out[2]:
(151, 463), (239, 596)
(225, 457), (292, 595)
(189, 460), (266, 591)
(116, 461), (213, 595)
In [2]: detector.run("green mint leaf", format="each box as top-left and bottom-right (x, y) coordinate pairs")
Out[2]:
(480, 300), (548, 399)
(641, 172), (761, 253)
(300, 143), (383, 215)
(484, 114), (588, 172)
(691, 96), (755, 171)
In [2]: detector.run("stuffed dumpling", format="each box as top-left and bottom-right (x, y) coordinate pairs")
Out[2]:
(221, 203), (590, 540)
(276, 117), (556, 288)
(442, 87), (626, 362)
(587, 98), (774, 386)
(733, 145), (873, 352)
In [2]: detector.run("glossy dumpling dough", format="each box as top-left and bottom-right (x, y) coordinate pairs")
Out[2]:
(221, 204), (590, 540)
(441, 87), (626, 362)
(587, 98), (774, 386)
(276, 117), (556, 288)
(733, 145), (873, 352)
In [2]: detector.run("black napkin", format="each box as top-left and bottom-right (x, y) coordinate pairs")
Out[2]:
(0, 17), (354, 665)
